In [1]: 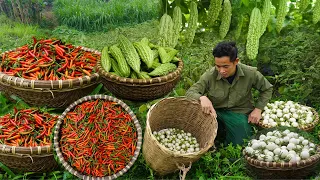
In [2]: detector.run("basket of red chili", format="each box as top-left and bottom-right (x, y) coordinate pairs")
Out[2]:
(0, 108), (58, 172)
(53, 94), (142, 179)
(0, 37), (100, 108)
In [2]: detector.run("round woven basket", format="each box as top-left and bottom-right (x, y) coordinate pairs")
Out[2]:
(0, 144), (57, 173)
(53, 94), (143, 179)
(0, 47), (100, 108)
(257, 108), (319, 132)
(96, 59), (183, 101)
(244, 127), (320, 179)
(143, 97), (218, 176)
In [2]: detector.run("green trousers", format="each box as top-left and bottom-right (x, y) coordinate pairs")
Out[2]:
(215, 109), (253, 146)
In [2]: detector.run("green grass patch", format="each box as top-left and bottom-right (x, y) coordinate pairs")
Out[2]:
(53, 0), (161, 32)
(0, 15), (48, 52)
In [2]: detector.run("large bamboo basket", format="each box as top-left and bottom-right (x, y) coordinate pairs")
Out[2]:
(96, 59), (183, 101)
(142, 97), (218, 176)
(0, 47), (100, 108)
(0, 144), (57, 173)
(53, 95), (143, 179)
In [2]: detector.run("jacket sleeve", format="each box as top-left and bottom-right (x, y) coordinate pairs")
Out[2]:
(185, 70), (211, 100)
(253, 71), (273, 110)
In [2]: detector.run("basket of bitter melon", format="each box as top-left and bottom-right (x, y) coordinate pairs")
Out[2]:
(96, 34), (183, 101)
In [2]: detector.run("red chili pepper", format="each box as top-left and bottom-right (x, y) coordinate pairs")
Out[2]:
(0, 37), (100, 80)
(0, 108), (57, 147)
(60, 99), (137, 177)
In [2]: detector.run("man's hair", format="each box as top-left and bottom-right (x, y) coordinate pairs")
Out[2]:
(212, 41), (238, 62)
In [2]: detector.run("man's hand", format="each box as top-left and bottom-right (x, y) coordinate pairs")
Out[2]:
(199, 96), (217, 118)
(248, 108), (262, 124)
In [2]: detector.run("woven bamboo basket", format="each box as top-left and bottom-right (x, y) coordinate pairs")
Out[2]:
(257, 108), (319, 132)
(0, 47), (100, 108)
(53, 94), (143, 179)
(96, 59), (183, 101)
(244, 127), (320, 179)
(143, 97), (218, 176)
(0, 144), (57, 173)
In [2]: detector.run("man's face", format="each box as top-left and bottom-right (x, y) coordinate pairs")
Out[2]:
(214, 56), (239, 78)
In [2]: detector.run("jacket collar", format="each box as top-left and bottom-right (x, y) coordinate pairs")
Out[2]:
(216, 64), (245, 80)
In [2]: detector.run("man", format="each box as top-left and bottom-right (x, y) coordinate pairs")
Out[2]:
(186, 41), (273, 146)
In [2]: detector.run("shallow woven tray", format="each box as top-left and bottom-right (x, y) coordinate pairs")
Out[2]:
(0, 144), (57, 173)
(0, 47), (100, 108)
(53, 94), (143, 179)
(96, 59), (183, 101)
(257, 108), (319, 132)
(143, 97), (218, 175)
(244, 150), (320, 179)
(244, 127), (320, 179)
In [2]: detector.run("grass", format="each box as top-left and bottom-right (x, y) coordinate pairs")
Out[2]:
(53, 0), (161, 32)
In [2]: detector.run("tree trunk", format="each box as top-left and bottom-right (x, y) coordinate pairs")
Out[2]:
(10, 0), (20, 21)
(0, 0), (5, 13)
(15, 0), (25, 23)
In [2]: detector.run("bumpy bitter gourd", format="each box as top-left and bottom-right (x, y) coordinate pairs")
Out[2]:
(219, 0), (232, 39)
(246, 8), (262, 60)
(276, 0), (288, 33)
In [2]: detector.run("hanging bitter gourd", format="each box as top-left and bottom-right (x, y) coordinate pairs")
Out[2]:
(276, 0), (288, 33)
(246, 8), (262, 60)
(313, 0), (320, 24)
(219, 0), (232, 39)
(158, 14), (173, 47)
(299, 0), (309, 12)
(184, 1), (198, 47)
(170, 6), (182, 48)
(234, 15), (243, 40)
(207, 0), (223, 26)
(260, 0), (271, 37)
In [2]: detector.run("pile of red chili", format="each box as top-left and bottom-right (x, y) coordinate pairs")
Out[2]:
(0, 37), (100, 80)
(60, 99), (137, 177)
(0, 108), (57, 146)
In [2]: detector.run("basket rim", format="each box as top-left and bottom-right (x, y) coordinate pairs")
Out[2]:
(53, 94), (143, 179)
(243, 148), (320, 169)
(0, 46), (100, 90)
(257, 107), (319, 131)
(0, 144), (52, 155)
(145, 96), (216, 157)
(96, 58), (183, 85)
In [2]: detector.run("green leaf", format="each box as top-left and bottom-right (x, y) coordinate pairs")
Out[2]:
(174, 88), (186, 96)
(138, 104), (148, 113)
(278, 85), (286, 94)
(63, 171), (74, 180)
(11, 175), (24, 180)
(0, 162), (15, 177)
(90, 83), (103, 95)
(241, 0), (249, 7)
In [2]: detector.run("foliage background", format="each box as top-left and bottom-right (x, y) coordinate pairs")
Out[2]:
(0, 0), (320, 179)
